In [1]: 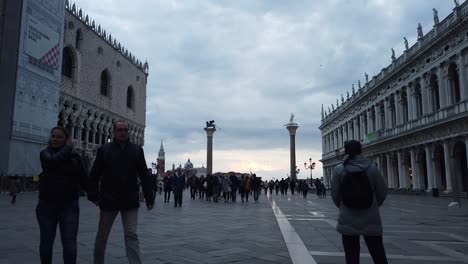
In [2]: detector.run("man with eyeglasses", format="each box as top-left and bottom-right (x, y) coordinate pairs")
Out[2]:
(88, 120), (154, 264)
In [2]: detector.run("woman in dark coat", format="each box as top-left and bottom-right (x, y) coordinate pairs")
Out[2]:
(37, 127), (87, 264)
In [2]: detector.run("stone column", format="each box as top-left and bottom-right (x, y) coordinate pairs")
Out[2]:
(286, 123), (299, 181)
(386, 154), (394, 188)
(409, 84), (417, 120)
(375, 155), (381, 171)
(443, 140), (453, 192)
(374, 104), (381, 131)
(410, 148), (418, 189)
(367, 108), (373, 133)
(204, 126), (216, 175)
(353, 117), (359, 141)
(395, 92), (402, 126)
(384, 98), (391, 129)
(458, 52), (468, 100)
(425, 144), (435, 190)
(438, 64), (449, 107)
(421, 76), (430, 114)
(397, 151), (404, 189)
(338, 126), (343, 149)
(359, 113), (365, 141)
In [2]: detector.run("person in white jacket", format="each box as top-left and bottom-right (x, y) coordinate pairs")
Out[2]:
(331, 140), (388, 264)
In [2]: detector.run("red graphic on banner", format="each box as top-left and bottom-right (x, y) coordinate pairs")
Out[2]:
(40, 43), (59, 67)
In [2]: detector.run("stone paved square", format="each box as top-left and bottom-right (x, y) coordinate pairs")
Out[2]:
(1, 191), (467, 263)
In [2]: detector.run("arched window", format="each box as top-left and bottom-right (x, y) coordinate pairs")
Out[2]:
(76, 29), (82, 49)
(401, 90), (409, 123)
(415, 83), (423, 118)
(61, 47), (74, 78)
(127, 86), (134, 109)
(100, 70), (110, 96)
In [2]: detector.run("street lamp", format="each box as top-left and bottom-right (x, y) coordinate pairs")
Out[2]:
(304, 158), (316, 185)
(151, 162), (157, 175)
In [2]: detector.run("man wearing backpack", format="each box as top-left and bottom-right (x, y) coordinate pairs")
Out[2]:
(331, 140), (388, 264)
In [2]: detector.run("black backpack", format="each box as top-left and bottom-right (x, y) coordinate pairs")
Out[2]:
(341, 164), (374, 209)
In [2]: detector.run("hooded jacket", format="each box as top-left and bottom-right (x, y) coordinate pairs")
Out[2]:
(331, 154), (387, 236)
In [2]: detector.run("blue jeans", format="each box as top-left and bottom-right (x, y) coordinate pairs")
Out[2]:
(36, 199), (79, 264)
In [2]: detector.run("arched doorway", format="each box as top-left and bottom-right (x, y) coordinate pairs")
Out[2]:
(432, 143), (447, 190)
(453, 141), (468, 192)
(416, 148), (428, 190)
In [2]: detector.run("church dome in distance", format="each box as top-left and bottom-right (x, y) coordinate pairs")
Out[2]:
(184, 159), (193, 169)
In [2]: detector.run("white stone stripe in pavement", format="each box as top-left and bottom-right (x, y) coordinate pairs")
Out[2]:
(271, 200), (318, 264)
(309, 251), (463, 262)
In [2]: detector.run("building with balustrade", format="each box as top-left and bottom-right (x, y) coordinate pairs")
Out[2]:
(0, 0), (149, 183)
(320, 3), (468, 196)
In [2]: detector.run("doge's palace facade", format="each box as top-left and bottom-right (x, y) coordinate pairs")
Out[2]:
(58, 1), (149, 165)
(320, 3), (468, 195)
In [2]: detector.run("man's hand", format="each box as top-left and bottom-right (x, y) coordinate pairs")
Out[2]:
(147, 204), (154, 211)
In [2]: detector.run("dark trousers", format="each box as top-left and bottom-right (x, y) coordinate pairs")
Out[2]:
(253, 190), (259, 201)
(164, 191), (171, 202)
(342, 235), (388, 264)
(245, 191), (250, 201)
(190, 187), (196, 199)
(303, 190), (308, 198)
(231, 189), (237, 202)
(36, 199), (79, 264)
(174, 189), (183, 206)
(11, 194), (16, 205)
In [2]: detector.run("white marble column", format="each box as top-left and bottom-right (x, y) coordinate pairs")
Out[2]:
(443, 140), (453, 192)
(347, 121), (352, 141)
(410, 148), (419, 189)
(458, 52), (468, 100)
(397, 151), (404, 188)
(386, 154), (394, 188)
(425, 144), (435, 190)
(358, 114), (364, 141)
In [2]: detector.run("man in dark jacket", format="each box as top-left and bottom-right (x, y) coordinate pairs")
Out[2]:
(172, 168), (185, 207)
(87, 120), (154, 264)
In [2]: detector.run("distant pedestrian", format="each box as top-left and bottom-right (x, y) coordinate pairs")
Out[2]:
(172, 167), (185, 207)
(9, 176), (19, 205)
(37, 126), (87, 264)
(163, 173), (172, 203)
(87, 120), (155, 264)
(331, 140), (388, 264)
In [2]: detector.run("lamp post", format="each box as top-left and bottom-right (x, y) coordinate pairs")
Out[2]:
(304, 158), (316, 185)
(151, 162), (157, 175)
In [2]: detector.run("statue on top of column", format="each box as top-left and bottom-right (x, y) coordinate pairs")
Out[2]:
(404, 37), (409, 50)
(417, 23), (423, 39)
(289, 113), (295, 123)
(205, 120), (216, 129)
(433, 8), (439, 25)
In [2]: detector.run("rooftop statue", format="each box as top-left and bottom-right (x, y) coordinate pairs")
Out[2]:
(352, 84), (355, 94)
(346, 91), (350, 99)
(455, 0), (459, 7)
(417, 23), (423, 39)
(391, 48), (396, 61)
(404, 37), (409, 50)
(365, 72), (369, 83)
(358, 80), (362, 89)
(433, 8), (439, 24)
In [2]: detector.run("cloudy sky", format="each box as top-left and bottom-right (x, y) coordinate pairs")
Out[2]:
(75, 0), (454, 180)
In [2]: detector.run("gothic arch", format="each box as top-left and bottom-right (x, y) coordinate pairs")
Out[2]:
(100, 69), (111, 97)
(61, 46), (76, 79)
(127, 86), (135, 109)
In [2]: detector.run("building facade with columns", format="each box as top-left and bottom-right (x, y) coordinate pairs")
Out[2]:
(0, 0), (149, 181)
(320, 3), (468, 196)
(58, 1), (149, 166)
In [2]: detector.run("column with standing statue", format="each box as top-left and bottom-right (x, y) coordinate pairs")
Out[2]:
(285, 114), (299, 181)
